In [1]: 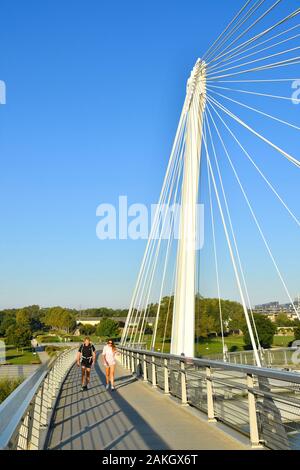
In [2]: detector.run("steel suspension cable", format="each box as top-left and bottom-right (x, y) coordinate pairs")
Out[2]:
(202, 127), (262, 366)
(207, 94), (300, 168)
(205, 111), (261, 352)
(206, 96), (300, 321)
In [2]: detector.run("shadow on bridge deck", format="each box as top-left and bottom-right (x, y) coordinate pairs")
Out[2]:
(46, 354), (246, 450)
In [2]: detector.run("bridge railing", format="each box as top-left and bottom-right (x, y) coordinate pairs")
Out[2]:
(205, 347), (298, 368)
(0, 347), (77, 450)
(119, 345), (300, 450)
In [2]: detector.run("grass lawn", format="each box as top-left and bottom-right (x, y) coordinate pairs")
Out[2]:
(196, 336), (245, 356)
(142, 335), (245, 356)
(273, 335), (294, 347)
(36, 335), (62, 343)
(3, 344), (41, 365)
(36, 333), (101, 344)
(142, 334), (296, 357)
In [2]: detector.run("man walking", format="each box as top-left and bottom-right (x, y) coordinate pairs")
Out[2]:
(77, 337), (96, 391)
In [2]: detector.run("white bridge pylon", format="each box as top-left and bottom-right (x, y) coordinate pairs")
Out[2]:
(171, 59), (207, 358)
(121, 0), (300, 366)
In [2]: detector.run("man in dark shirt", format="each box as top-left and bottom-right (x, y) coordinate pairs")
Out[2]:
(77, 337), (96, 390)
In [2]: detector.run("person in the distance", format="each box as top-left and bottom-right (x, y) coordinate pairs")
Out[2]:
(102, 339), (117, 391)
(77, 337), (96, 391)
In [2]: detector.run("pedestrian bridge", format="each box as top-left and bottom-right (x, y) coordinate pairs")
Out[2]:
(1, 345), (300, 451)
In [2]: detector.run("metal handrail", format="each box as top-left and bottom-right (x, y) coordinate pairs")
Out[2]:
(120, 345), (300, 384)
(0, 363), (49, 449)
(119, 345), (300, 450)
(0, 347), (77, 450)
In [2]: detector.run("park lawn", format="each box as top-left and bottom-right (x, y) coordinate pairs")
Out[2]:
(36, 335), (62, 343)
(4, 345), (41, 365)
(36, 333), (101, 344)
(142, 335), (245, 356)
(273, 335), (294, 347)
(195, 336), (245, 357)
(143, 335), (294, 356)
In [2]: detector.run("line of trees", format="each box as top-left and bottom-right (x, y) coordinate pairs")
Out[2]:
(77, 318), (121, 338)
(0, 305), (78, 348)
(78, 308), (128, 318)
(152, 295), (246, 341)
(0, 305), (123, 346)
(149, 295), (300, 349)
(1, 300), (300, 350)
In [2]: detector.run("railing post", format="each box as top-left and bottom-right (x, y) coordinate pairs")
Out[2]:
(206, 366), (216, 422)
(164, 358), (170, 395)
(44, 375), (53, 410)
(143, 354), (148, 382)
(136, 352), (140, 377)
(29, 389), (43, 450)
(40, 383), (49, 427)
(152, 356), (157, 388)
(247, 373), (261, 448)
(126, 351), (130, 370)
(17, 412), (30, 450)
(131, 351), (135, 373)
(180, 360), (188, 405)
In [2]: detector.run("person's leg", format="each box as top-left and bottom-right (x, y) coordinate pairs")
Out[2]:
(81, 366), (86, 386)
(86, 368), (91, 385)
(110, 365), (115, 388)
(105, 366), (110, 385)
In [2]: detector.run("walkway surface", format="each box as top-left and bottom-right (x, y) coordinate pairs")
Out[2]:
(47, 353), (246, 450)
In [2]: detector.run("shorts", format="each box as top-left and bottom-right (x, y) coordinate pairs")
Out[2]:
(105, 361), (116, 367)
(81, 359), (93, 369)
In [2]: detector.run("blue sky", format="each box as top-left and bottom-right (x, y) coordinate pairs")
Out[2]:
(0, 0), (299, 309)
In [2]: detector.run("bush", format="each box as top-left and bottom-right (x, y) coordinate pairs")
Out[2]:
(0, 378), (23, 404)
(294, 327), (300, 341)
(6, 325), (32, 349)
(243, 314), (276, 349)
(45, 345), (64, 357)
(96, 318), (120, 338)
(36, 335), (61, 343)
(79, 324), (96, 336)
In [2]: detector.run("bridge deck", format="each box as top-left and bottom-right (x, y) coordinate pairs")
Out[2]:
(47, 355), (246, 450)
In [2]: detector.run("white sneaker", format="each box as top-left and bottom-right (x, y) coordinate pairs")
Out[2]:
(111, 386), (115, 391)
(106, 384), (110, 390)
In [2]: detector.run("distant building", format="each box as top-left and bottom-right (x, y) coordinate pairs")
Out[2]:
(253, 298), (300, 322)
(76, 317), (156, 328)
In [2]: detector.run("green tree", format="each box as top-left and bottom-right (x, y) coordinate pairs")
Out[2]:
(242, 314), (276, 349)
(96, 318), (119, 338)
(0, 315), (16, 337)
(79, 324), (96, 336)
(155, 296), (174, 340)
(44, 307), (76, 333)
(16, 306), (44, 333)
(6, 325), (31, 349)
(275, 313), (293, 327)
(294, 325), (300, 341)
